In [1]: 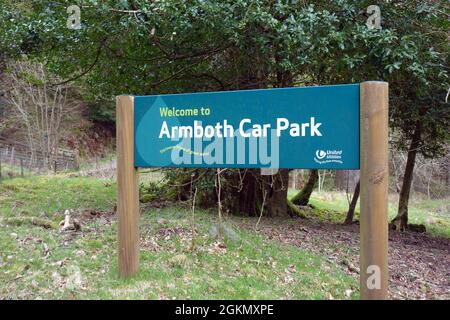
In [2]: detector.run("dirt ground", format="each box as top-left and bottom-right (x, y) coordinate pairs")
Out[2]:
(238, 217), (450, 300)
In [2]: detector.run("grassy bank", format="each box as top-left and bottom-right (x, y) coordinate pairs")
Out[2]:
(288, 190), (450, 238)
(0, 175), (357, 299)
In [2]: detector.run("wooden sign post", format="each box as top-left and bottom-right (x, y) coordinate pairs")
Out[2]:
(116, 82), (389, 299)
(360, 81), (389, 299)
(116, 96), (139, 277)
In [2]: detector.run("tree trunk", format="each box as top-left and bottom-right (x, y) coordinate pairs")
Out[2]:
(170, 52), (295, 218)
(391, 122), (421, 231)
(221, 169), (290, 217)
(344, 180), (360, 224)
(445, 152), (450, 187)
(291, 169), (318, 206)
(221, 58), (292, 218)
(264, 169), (289, 216)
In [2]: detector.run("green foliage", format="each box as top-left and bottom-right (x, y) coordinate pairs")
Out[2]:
(161, 168), (216, 206)
(1, 1), (448, 156)
(139, 181), (165, 203)
(87, 100), (116, 124)
(287, 189), (450, 238)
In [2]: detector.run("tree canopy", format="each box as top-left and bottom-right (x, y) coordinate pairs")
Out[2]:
(1, 0), (448, 218)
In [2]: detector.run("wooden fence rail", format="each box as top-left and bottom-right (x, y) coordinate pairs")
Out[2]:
(0, 139), (78, 179)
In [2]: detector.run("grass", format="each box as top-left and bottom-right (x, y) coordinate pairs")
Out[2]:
(0, 162), (35, 179)
(288, 189), (450, 238)
(0, 175), (358, 299)
(2, 175), (448, 299)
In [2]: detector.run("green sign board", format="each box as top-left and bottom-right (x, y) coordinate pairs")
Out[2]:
(134, 84), (360, 169)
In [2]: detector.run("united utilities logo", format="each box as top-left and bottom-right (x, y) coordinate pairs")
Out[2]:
(315, 150), (327, 160)
(314, 149), (343, 165)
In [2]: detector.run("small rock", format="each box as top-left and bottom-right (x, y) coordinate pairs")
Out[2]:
(10, 232), (18, 238)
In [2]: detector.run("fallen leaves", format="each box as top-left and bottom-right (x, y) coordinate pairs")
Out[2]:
(238, 218), (450, 299)
(51, 265), (86, 292)
(206, 241), (227, 255)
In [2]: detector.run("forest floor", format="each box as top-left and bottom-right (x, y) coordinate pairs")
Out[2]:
(0, 174), (448, 299)
(238, 217), (450, 299)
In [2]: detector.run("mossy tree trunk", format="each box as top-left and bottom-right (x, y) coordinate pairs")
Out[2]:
(291, 169), (318, 206)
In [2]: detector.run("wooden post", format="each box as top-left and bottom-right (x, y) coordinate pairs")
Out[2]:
(74, 150), (80, 170)
(116, 96), (140, 277)
(360, 81), (389, 299)
(10, 146), (14, 166)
